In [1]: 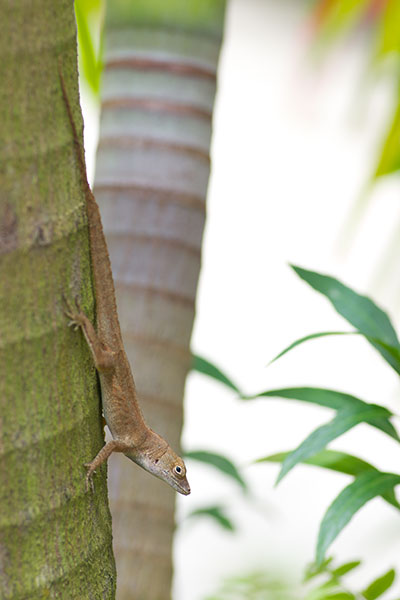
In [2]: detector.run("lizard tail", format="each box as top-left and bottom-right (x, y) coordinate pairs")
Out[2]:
(58, 59), (122, 348)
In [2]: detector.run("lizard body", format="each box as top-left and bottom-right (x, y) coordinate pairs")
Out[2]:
(59, 65), (190, 496)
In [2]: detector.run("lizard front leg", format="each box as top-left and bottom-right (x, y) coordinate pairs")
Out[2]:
(85, 439), (131, 492)
(63, 296), (114, 372)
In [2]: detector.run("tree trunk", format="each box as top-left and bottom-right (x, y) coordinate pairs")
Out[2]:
(0, 2), (116, 598)
(93, 1), (226, 598)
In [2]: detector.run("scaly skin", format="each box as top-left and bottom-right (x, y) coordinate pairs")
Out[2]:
(59, 64), (190, 496)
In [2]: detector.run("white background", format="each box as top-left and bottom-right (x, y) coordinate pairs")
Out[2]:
(82, 0), (400, 598)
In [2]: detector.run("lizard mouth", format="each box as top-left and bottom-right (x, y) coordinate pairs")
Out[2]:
(177, 479), (191, 496)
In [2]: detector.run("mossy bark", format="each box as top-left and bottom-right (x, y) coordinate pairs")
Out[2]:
(0, 2), (116, 598)
(94, 1), (226, 598)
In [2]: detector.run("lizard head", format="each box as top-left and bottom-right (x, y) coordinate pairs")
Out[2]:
(151, 447), (191, 496)
(128, 432), (191, 496)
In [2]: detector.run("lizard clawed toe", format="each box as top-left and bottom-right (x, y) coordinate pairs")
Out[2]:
(62, 294), (84, 326)
(62, 294), (79, 323)
(84, 463), (96, 493)
(63, 300), (84, 330)
(62, 293), (73, 312)
(74, 295), (83, 313)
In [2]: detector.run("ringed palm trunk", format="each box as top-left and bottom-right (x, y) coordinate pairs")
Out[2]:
(0, 2), (116, 597)
(93, 1), (226, 597)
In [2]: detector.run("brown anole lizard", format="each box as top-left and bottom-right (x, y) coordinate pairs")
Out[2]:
(58, 64), (190, 496)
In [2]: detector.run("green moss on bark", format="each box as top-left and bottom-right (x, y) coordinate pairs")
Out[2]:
(0, 1), (116, 598)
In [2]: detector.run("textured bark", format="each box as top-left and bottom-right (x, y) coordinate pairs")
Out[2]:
(93, 1), (226, 598)
(0, 2), (116, 598)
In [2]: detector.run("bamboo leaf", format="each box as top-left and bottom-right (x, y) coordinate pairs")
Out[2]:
(257, 449), (373, 474)
(291, 266), (400, 374)
(304, 557), (334, 582)
(331, 560), (362, 577)
(249, 387), (363, 409)
(276, 404), (393, 484)
(247, 387), (399, 442)
(269, 330), (400, 368)
(192, 355), (242, 395)
(184, 450), (247, 491)
(257, 449), (400, 510)
(268, 331), (359, 365)
(362, 569), (396, 600)
(317, 472), (400, 564)
(188, 505), (235, 532)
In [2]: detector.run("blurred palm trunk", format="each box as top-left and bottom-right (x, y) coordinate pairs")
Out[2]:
(93, 1), (226, 598)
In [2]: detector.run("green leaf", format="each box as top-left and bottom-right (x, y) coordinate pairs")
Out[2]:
(322, 594), (355, 600)
(375, 102), (400, 178)
(376, 0), (400, 58)
(331, 560), (361, 577)
(269, 331), (360, 365)
(250, 386), (353, 409)
(276, 404), (393, 484)
(192, 355), (242, 395)
(291, 266), (400, 374)
(75, 0), (102, 94)
(257, 449), (400, 509)
(268, 330), (400, 368)
(258, 449), (373, 474)
(188, 505), (235, 532)
(184, 450), (247, 492)
(317, 472), (400, 564)
(362, 569), (396, 600)
(247, 387), (399, 442)
(304, 556), (334, 582)
(305, 576), (356, 600)
(205, 571), (291, 600)
(249, 386), (362, 409)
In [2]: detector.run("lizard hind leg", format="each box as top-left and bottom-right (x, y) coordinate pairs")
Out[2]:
(62, 294), (81, 330)
(62, 294), (115, 372)
(84, 439), (131, 492)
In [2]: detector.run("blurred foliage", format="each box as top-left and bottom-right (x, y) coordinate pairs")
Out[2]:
(193, 266), (400, 564)
(187, 505), (235, 532)
(75, 0), (400, 180)
(185, 361), (249, 532)
(184, 450), (248, 492)
(75, 0), (104, 95)
(182, 449), (248, 532)
(206, 557), (398, 600)
(192, 355), (243, 396)
(206, 570), (292, 600)
(74, 0), (400, 179)
(310, 0), (400, 180)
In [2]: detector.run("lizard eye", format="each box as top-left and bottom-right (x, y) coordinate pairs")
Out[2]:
(174, 465), (183, 476)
